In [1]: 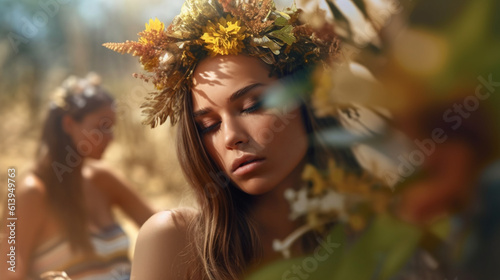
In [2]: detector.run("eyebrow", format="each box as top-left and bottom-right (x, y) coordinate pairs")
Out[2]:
(193, 83), (264, 118)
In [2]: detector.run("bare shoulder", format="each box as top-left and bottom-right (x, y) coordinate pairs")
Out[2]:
(13, 173), (51, 226)
(147, 207), (197, 228)
(84, 161), (116, 181)
(2, 174), (48, 280)
(131, 208), (199, 280)
(83, 162), (125, 193)
(137, 207), (198, 247)
(17, 173), (47, 203)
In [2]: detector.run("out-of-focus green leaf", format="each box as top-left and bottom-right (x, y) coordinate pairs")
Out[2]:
(245, 224), (347, 280)
(263, 69), (314, 110)
(246, 216), (422, 280)
(426, 0), (497, 93)
(329, 215), (421, 280)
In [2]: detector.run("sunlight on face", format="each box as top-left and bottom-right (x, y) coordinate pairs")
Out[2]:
(191, 55), (308, 195)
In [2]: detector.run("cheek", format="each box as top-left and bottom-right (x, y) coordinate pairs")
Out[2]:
(203, 136), (226, 171)
(70, 124), (111, 158)
(68, 127), (93, 156)
(279, 115), (307, 156)
(256, 109), (307, 151)
(69, 125), (86, 146)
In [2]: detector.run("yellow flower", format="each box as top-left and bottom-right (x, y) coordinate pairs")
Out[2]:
(302, 164), (327, 195)
(200, 15), (246, 56)
(140, 18), (165, 44)
(311, 68), (337, 117)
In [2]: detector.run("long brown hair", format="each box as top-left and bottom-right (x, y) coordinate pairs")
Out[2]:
(176, 64), (361, 279)
(177, 82), (260, 279)
(33, 73), (114, 253)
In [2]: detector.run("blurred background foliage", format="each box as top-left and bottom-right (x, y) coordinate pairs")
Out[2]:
(0, 0), (190, 199)
(249, 0), (500, 278)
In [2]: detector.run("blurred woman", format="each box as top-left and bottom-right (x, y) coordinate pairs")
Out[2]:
(1, 73), (155, 280)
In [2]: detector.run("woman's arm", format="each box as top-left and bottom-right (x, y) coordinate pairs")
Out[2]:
(91, 166), (155, 226)
(131, 209), (196, 280)
(0, 175), (48, 280)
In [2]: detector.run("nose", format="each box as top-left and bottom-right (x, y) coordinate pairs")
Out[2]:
(222, 116), (248, 150)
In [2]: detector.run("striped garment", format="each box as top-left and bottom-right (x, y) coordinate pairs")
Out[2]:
(30, 224), (131, 280)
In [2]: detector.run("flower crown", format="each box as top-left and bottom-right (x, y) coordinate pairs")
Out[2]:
(104, 0), (339, 127)
(50, 72), (103, 112)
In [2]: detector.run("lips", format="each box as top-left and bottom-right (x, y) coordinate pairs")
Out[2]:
(231, 155), (265, 173)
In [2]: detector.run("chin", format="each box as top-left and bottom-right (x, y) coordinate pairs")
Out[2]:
(236, 179), (275, 196)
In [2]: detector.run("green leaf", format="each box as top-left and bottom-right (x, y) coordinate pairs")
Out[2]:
(419, 0), (498, 93)
(245, 224), (347, 280)
(275, 15), (289, 26)
(246, 215), (423, 280)
(268, 25), (296, 45)
(330, 215), (422, 280)
(251, 36), (283, 55)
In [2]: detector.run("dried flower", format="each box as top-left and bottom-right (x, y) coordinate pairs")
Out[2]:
(140, 18), (165, 45)
(200, 15), (246, 56)
(159, 51), (175, 70)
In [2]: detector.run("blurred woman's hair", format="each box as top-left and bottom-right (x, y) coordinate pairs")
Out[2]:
(33, 72), (114, 253)
(176, 63), (361, 279)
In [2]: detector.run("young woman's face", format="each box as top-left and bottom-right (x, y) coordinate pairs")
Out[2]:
(191, 55), (308, 195)
(65, 104), (115, 159)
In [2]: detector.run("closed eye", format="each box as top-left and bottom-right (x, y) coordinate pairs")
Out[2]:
(197, 93), (264, 134)
(242, 99), (263, 114)
(198, 122), (220, 135)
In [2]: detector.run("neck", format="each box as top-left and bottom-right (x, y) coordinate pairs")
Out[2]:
(249, 160), (306, 260)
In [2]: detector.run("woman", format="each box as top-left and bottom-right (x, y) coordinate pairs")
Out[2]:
(105, 1), (361, 279)
(1, 73), (155, 280)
